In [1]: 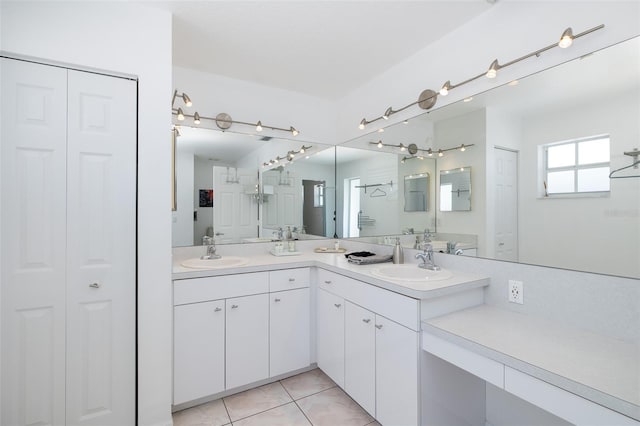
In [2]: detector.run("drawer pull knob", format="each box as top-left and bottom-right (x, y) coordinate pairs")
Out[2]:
(334, 303), (341, 308)
(324, 280), (332, 284)
(214, 307), (222, 312)
(231, 304), (238, 309)
(362, 318), (371, 323)
(89, 282), (100, 289)
(288, 278), (295, 282)
(375, 324), (383, 330)
(274, 298), (281, 302)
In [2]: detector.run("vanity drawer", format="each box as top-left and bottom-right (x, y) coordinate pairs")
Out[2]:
(174, 272), (269, 305)
(318, 269), (420, 331)
(269, 268), (310, 292)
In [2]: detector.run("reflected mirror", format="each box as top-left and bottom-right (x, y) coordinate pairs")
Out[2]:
(171, 126), (335, 246)
(337, 36), (639, 278)
(439, 167), (471, 212)
(404, 174), (429, 212)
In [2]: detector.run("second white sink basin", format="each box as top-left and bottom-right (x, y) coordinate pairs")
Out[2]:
(181, 256), (249, 269)
(371, 264), (453, 282)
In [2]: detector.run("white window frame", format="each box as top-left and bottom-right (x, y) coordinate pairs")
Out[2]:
(543, 135), (610, 197)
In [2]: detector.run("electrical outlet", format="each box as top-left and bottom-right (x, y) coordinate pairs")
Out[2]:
(508, 280), (524, 304)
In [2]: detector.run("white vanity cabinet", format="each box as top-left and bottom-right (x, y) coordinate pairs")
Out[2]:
(317, 269), (420, 426)
(269, 268), (311, 377)
(173, 272), (269, 405)
(174, 300), (225, 405)
(316, 288), (346, 387)
(226, 293), (270, 389)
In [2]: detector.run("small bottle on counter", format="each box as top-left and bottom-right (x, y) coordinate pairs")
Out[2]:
(288, 240), (296, 252)
(334, 240), (340, 251)
(393, 237), (404, 264)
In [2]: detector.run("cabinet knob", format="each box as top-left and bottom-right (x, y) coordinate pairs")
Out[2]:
(375, 324), (383, 330)
(334, 303), (341, 308)
(324, 280), (332, 284)
(362, 318), (371, 324)
(231, 304), (238, 309)
(288, 278), (296, 282)
(214, 307), (222, 312)
(89, 282), (100, 289)
(274, 298), (281, 302)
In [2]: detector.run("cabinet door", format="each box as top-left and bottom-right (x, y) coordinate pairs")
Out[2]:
(226, 293), (269, 389)
(173, 300), (225, 405)
(1, 58), (68, 426)
(344, 302), (376, 417)
(316, 288), (345, 388)
(270, 288), (310, 377)
(375, 315), (419, 426)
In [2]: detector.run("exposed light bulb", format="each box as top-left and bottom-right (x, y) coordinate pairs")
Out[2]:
(558, 27), (574, 48)
(193, 112), (201, 125)
(463, 97), (473, 103)
(460, 144), (466, 152)
(438, 149), (444, 157)
(427, 149), (433, 157)
(418, 156), (424, 160)
(486, 59), (499, 79)
(182, 93), (192, 107)
(400, 144), (406, 152)
(383, 107), (393, 120)
(256, 121), (263, 132)
(300, 146), (305, 154)
(177, 108), (185, 121)
(403, 120), (408, 124)
(377, 140), (383, 148)
(440, 80), (451, 96)
(289, 151), (295, 159)
(290, 126), (299, 136)
(401, 158), (406, 164)
(274, 158), (279, 163)
(359, 118), (366, 130)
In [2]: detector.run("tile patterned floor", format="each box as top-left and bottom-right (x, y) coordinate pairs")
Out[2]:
(172, 369), (381, 426)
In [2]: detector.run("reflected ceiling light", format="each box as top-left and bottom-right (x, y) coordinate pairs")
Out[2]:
(558, 27), (574, 48)
(400, 143), (406, 152)
(377, 140), (383, 148)
(300, 146), (305, 153)
(439, 80), (452, 96)
(463, 97), (473, 102)
(256, 121), (263, 132)
(508, 80), (519, 86)
(290, 126), (299, 136)
(177, 108), (185, 121)
(182, 93), (192, 107)
(403, 120), (409, 124)
(460, 144), (466, 152)
(193, 112), (201, 125)
(378, 128), (384, 133)
(427, 149), (433, 157)
(486, 59), (500, 79)
(401, 158), (406, 164)
(356, 24), (603, 129)
(438, 149), (444, 157)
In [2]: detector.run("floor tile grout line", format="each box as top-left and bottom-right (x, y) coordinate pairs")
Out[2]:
(292, 384), (338, 402)
(221, 396), (233, 426)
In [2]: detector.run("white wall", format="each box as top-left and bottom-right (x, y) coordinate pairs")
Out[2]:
(1, 3), (173, 425)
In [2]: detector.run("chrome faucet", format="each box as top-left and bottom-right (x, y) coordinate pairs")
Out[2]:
(415, 243), (440, 271)
(201, 236), (221, 260)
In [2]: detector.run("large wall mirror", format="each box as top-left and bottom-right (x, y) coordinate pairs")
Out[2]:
(171, 127), (335, 247)
(336, 36), (639, 279)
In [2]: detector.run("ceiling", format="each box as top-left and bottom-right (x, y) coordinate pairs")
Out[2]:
(152, 1), (494, 100)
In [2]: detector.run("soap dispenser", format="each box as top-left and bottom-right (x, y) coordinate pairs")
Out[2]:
(393, 237), (404, 264)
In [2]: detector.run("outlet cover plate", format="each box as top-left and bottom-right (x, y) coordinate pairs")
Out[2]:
(508, 280), (524, 304)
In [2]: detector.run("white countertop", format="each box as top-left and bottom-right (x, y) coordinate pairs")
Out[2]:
(422, 305), (640, 421)
(172, 250), (489, 300)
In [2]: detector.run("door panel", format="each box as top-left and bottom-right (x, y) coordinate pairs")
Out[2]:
(345, 302), (376, 417)
(316, 288), (345, 387)
(66, 70), (136, 425)
(1, 58), (68, 426)
(270, 288), (311, 377)
(495, 148), (519, 261)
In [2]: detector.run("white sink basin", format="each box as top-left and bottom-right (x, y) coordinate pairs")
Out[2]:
(371, 264), (453, 282)
(181, 256), (249, 269)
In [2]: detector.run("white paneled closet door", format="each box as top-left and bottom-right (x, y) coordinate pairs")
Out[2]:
(1, 58), (137, 425)
(65, 70), (136, 425)
(1, 58), (68, 426)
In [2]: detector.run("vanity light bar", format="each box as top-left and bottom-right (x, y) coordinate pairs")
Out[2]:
(371, 141), (473, 159)
(172, 109), (300, 137)
(262, 145), (312, 167)
(358, 24), (604, 130)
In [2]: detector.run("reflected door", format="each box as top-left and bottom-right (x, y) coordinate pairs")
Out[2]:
(213, 167), (258, 243)
(494, 148), (518, 261)
(302, 180), (325, 236)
